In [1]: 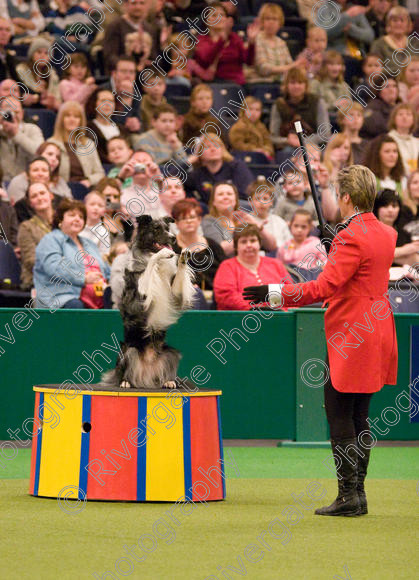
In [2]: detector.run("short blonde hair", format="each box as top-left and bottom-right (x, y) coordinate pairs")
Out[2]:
(386, 6), (412, 30)
(337, 165), (377, 211)
(258, 3), (284, 27)
(337, 102), (364, 128)
(197, 133), (233, 165)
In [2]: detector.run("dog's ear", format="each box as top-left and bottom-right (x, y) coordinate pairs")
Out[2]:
(163, 216), (175, 225)
(136, 215), (153, 226)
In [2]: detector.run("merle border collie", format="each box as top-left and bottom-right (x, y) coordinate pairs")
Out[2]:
(102, 215), (195, 389)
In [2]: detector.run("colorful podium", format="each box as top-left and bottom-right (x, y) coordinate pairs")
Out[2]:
(29, 385), (225, 502)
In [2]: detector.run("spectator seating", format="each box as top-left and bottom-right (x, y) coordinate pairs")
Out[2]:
(209, 83), (243, 114)
(233, 151), (273, 164)
(24, 108), (56, 139)
(245, 83), (280, 104)
(166, 95), (191, 116)
(388, 280), (419, 314)
(0, 241), (21, 285)
(164, 83), (191, 98)
(68, 182), (89, 201)
(278, 26), (305, 59)
(249, 164), (275, 179)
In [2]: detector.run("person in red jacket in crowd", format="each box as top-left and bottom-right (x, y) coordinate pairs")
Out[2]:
(213, 224), (292, 310)
(243, 165), (399, 517)
(191, 1), (258, 85)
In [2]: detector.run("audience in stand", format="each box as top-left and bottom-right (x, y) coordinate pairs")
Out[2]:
(16, 36), (60, 109)
(373, 189), (419, 267)
(364, 134), (407, 198)
(247, 2), (305, 84)
(1, 0), (418, 310)
(309, 51), (351, 114)
(276, 209), (326, 269)
(7, 142), (72, 205)
(370, 6), (414, 68)
(48, 101), (105, 188)
(0, 17), (18, 82)
(361, 78), (400, 140)
(213, 224), (292, 311)
(172, 198), (225, 290)
(337, 103), (369, 165)
(181, 84), (227, 146)
(388, 104), (418, 175)
(185, 134), (254, 204)
(17, 181), (53, 290)
(59, 52), (97, 105)
(34, 199), (110, 309)
(270, 67), (330, 151)
(191, 2), (257, 85)
(86, 90), (130, 164)
(229, 96), (274, 161)
(0, 99), (44, 182)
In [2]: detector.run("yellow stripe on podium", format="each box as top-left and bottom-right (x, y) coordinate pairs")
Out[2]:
(38, 394), (83, 497)
(146, 397), (184, 501)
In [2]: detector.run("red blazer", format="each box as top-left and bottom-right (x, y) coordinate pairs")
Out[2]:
(280, 213), (398, 393)
(214, 256), (291, 311)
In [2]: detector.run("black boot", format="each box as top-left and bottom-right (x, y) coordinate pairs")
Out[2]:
(315, 438), (361, 517)
(357, 436), (372, 515)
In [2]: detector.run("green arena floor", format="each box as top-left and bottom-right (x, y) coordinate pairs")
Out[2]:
(1, 446), (418, 580)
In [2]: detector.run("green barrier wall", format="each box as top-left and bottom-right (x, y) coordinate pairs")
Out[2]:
(0, 308), (418, 441)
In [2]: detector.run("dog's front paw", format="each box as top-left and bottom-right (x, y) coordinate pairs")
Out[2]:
(155, 247), (175, 260)
(120, 380), (131, 389)
(163, 380), (177, 389)
(179, 249), (192, 266)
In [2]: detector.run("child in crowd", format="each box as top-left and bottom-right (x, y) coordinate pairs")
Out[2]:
(125, 30), (153, 74)
(276, 209), (325, 269)
(337, 103), (368, 165)
(165, 32), (192, 88)
(181, 84), (227, 146)
(246, 179), (292, 249)
(80, 192), (111, 255)
(398, 58), (419, 111)
(141, 75), (168, 132)
(322, 133), (353, 182)
(228, 97), (274, 160)
(106, 137), (134, 188)
(107, 241), (129, 265)
(59, 52), (97, 104)
(353, 53), (384, 99)
(310, 51), (351, 113)
(274, 169), (317, 223)
(388, 103), (419, 175)
(297, 26), (328, 80)
(132, 104), (189, 166)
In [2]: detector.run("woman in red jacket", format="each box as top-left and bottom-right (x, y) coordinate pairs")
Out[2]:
(244, 165), (399, 517)
(214, 224), (291, 310)
(191, 2), (258, 85)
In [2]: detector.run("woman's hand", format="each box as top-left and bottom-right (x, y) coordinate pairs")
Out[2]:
(246, 20), (260, 43)
(287, 133), (300, 148)
(401, 241), (419, 256)
(85, 271), (103, 285)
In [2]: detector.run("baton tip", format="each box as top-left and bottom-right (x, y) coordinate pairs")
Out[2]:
(294, 121), (302, 133)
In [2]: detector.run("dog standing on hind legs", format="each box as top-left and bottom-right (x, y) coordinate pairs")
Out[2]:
(102, 215), (196, 389)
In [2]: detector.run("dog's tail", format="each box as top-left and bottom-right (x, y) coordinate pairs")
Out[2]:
(100, 369), (120, 387)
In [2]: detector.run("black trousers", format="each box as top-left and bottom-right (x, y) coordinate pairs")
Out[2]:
(324, 354), (373, 440)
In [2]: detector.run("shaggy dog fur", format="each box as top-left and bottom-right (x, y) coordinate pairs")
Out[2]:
(102, 215), (195, 389)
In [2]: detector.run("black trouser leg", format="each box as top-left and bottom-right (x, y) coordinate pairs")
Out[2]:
(315, 355), (373, 516)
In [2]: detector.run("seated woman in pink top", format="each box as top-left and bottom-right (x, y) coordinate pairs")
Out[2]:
(191, 2), (258, 85)
(276, 209), (326, 270)
(213, 225), (291, 310)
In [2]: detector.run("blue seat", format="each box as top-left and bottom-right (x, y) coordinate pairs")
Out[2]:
(164, 83), (191, 98)
(278, 27), (305, 59)
(0, 240), (21, 285)
(166, 95), (190, 115)
(248, 164), (275, 179)
(276, 149), (292, 166)
(233, 151), (273, 164)
(245, 83), (280, 104)
(387, 281), (419, 314)
(69, 181), (89, 201)
(209, 83), (244, 114)
(24, 108), (56, 139)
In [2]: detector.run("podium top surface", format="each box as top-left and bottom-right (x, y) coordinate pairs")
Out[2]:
(33, 384), (222, 397)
